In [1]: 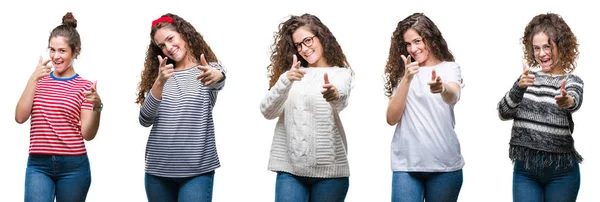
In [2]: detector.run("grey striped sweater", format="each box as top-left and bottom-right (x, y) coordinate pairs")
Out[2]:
(497, 71), (583, 170)
(139, 63), (225, 178)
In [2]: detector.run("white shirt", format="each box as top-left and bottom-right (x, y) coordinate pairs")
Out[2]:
(391, 61), (465, 172)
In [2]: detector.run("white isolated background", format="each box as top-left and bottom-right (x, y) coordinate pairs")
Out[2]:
(1, 0), (598, 201)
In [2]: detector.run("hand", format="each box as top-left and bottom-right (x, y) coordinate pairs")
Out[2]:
(321, 73), (339, 102)
(401, 55), (419, 81)
(32, 56), (52, 82)
(83, 80), (102, 110)
(156, 55), (174, 84)
(555, 79), (574, 108)
(196, 54), (224, 86)
(427, 69), (443, 94)
(286, 54), (305, 82)
(518, 60), (535, 88)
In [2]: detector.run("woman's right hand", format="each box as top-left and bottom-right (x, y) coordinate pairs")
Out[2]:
(32, 56), (52, 82)
(518, 60), (535, 88)
(156, 55), (174, 84)
(286, 54), (305, 82)
(401, 55), (419, 81)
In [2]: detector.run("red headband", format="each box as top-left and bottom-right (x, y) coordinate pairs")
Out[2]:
(151, 16), (174, 29)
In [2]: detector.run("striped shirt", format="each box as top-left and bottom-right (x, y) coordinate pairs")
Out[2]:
(30, 72), (93, 156)
(139, 63), (225, 178)
(498, 71), (584, 169)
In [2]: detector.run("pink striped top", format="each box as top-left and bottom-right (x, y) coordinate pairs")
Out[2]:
(29, 72), (93, 155)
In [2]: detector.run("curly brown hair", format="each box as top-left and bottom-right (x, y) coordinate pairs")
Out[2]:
(383, 13), (454, 98)
(136, 13), (218, 105)
(267, 13), (352, 89)
(49, 12), (81, 58)
(522, 13), (578, 73)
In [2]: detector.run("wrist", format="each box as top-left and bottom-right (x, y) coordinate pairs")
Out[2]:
(93, 103), (103, 112)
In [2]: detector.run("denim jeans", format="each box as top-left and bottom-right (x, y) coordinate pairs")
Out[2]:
(275, 172), (349, 202)
(24, 154), (91, 202)
(145, 171), (215, 202)
(513, 160), (580, 202)
(392, 169), (463, 202)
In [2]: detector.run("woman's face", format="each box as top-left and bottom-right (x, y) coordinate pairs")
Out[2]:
(292, 26), (327, 67)
(403, 28), (436, 66)
(153, 27), (189, 63)
(532, 32), (559, 73)
(48, 36), (76, 75)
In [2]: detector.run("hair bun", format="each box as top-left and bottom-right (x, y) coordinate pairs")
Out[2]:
(62, 12), (77, 28)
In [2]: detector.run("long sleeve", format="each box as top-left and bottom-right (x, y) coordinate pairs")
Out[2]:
(497, 78), (527, 121)
(207, 61), (226, 91)
(260, 72), (293, 120)
(330, 69), (352, 112)
(139, 91), (161, 127)
(565, 75), (584, 112)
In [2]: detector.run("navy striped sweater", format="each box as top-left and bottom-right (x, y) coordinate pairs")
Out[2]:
(139, 63), (225, 178)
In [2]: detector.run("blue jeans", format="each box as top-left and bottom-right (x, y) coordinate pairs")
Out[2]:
(392, 170), (463, 202)
(275, 172), (349, 202)
(24, 154), (91, 202)
(513, 160), (580, 202)
(145, 171), (215, 202)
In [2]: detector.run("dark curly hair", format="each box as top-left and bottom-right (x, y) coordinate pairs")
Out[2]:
(49, 12), (81, 58)
(267, 13), (352, 89)
(522, 13), (578, 73)
(136, 13), (218, 105)
(383, 13), (454, 97)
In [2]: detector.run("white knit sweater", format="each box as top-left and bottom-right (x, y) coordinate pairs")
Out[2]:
(260, 67), (352, 178)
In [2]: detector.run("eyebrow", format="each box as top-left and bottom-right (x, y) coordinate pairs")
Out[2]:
(404, 37), (422, 43)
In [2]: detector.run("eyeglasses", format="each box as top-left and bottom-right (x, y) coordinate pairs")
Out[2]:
(533, 44), (552, 54)
(294, 35), (316, 51)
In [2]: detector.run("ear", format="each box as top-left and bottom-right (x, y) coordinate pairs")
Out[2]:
(73, 47), (81, 59)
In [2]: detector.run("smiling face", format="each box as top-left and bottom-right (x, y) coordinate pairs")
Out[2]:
(403, 28), (438, 66)
(153, 27), (189, 63)
(48, 36), (77, 76)
(292, 26), (327, 67)
(532, 32), (560, 73)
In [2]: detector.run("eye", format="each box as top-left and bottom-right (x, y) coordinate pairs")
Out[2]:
(415, 39), (421, 44)
(533, 46), (541, 51)
(304, 37), (313, 44)
(60, 49), (67, 53)
(167, 36), (173, 42)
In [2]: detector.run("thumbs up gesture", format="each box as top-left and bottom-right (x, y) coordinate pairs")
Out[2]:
(555, 78), (574, 108)
(518, 60), (535, 88)
(286, 54), (305, 82)
(196, 54), (225, 86)
(83, 80), (103, 111)
(32, 56), (52, 82)
(427, 69), (443, 94)
(321, 72), (339, 102)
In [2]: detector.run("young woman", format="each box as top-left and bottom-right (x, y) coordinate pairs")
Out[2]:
(497, 13), (583, 202)
(260, 13), (353, 202)
(136, 13), (226, 202)
(15, 12), (103, 202)
(384, 13), (464, 202)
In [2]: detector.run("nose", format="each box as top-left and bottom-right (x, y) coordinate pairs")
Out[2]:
(52, 52), (60, 60)
(300, 44), (309, 53)
(410, 44), (418, 53)
(538, 48), (547, 57)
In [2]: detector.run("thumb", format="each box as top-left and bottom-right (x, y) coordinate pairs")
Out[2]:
(432, 70), (437, 81)
(561, 79), (567, 96)
(200, 54), (209, 66)
(522, 59), (529, 75)
(292, 54), (300, 69)
(324, 72), (330, 84)
(92, 80), (98, 91)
